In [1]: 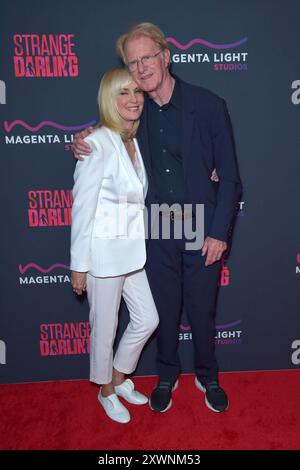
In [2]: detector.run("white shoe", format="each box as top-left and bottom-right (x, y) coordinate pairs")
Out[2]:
(98, 391), (130, 423)
(115, 379), (148, 405)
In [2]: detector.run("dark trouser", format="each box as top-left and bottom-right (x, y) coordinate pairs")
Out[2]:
(145, 222), (220, 385)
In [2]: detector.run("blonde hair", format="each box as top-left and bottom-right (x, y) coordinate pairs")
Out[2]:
(116, 22), (169, 64)
(97, 67), (140, 140)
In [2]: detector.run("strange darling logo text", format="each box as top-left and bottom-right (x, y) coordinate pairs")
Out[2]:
(13, 34), (79, 77)
(28, 189), (72, 227)
(40, 322), (90, 356)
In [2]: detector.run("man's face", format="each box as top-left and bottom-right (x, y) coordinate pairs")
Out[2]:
(124, 36), (170, 94)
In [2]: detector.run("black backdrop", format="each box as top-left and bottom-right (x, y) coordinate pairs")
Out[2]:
(1, 0), (300, 383)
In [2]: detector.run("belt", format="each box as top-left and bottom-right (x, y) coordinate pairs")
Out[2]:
(158, 209), (193, 221)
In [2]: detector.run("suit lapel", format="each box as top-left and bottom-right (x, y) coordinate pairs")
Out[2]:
(136, 98), (152, 177)
(134, 139), (148, 198)
(180, 80), (196, 181)
(106, 127), (145, 194)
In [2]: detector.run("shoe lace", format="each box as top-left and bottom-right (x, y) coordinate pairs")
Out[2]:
(158, 381), (172, 390)
(206, 380), (221, 392)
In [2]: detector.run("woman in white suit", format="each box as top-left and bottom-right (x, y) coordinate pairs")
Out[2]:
(70, 68), (159, 424)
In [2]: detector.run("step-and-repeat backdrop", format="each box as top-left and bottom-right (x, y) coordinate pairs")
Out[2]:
(1, 0), (299, 383)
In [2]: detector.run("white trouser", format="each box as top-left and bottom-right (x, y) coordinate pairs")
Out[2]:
(86, 268), (159, 384)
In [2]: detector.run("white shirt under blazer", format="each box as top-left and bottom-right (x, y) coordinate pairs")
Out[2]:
(70, 126), (148, 277)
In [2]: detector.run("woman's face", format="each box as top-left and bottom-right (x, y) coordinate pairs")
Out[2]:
(116, 80), (144, 129)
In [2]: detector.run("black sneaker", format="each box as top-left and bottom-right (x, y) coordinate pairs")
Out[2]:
(149, 379), (179, 412)
(195, 377), (229, 412)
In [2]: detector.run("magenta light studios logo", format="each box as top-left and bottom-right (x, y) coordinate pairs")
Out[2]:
(296, 254), (300, 275)
(19, 263), (70, 286)
(166, 35), (248, 71)
(3, 119), (96, 150)
(179, 320), (242, 344)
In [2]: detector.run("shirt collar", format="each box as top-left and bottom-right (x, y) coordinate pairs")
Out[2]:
(149, 78), (181, 110)
(168, 78), (181, 110)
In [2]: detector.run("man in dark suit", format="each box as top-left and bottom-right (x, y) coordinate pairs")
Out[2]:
(73, 22), (241, 413)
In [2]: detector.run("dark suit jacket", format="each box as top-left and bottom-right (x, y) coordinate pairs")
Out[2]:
(137, 76), (241, 242)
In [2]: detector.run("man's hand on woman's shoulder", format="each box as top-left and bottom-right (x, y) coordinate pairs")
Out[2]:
(71, 126), (94, 160)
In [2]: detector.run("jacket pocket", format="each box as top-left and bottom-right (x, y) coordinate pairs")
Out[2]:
(93, 203), (127, 239)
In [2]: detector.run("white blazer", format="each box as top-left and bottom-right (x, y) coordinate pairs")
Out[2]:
(70, 127), (148, 277)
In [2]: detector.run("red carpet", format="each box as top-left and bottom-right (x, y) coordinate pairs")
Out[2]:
(0, 371), (299, 450)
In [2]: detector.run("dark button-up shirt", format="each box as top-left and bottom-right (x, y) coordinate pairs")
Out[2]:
(147, 79), (185, 205)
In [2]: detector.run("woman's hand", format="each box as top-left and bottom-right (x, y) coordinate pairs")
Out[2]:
(71, 271), (87, 295)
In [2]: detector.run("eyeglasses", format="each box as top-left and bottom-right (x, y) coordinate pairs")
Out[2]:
(126, 50), (161, 72)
